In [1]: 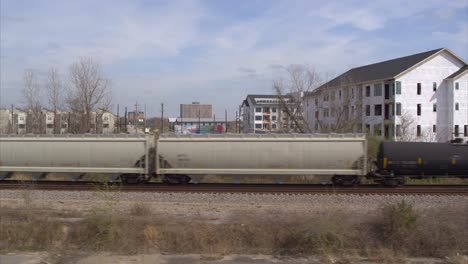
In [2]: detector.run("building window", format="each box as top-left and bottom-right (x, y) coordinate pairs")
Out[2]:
(331, 91), (335, 101)
(314, 123), (319, 130)
(366, 124), (371, 133)
(417, 83), (421, 95)
(465, 125), (468, 137)
(433, 125), (436, 133)
(358, 87), (363, 98)
(19, 124), (25, 129)
(396, 103), (401, 116)
(103, 124), (109, 128)
(19, 116), (25, 121)
(365, 86), (371, 97)
(455, 82), (459, 90)
(417, 125), (421, 137)
(255, 116), (262, 121)
(455, 103), (459, 111)
(61, 124), (67, 128)
(255, 108), (261, 112)
(338, 90), (342, 99)
(395, 81), (401, 94)
(47, 124), (53, 128)
(374, 105), (382, 116)
(104, 117), (109, 121)
(47, 116), (53, 120)
(272, 124), (277, 129)
(255, 124), (262, 129)
(272, 116), (276, 121)
(315, 111), (319, 118)
(417, 104), (421, 116)
(324, 109), (329, 118)
(314, 98), (318, 106)
(351, 88), (354, 99)
(454, 125), (459, 137)
(433, 104), (437, 112)
(272, 107), (277, 113)
(365, 105), (371, 116)
(374, 124), (382, 136)
(374, 84), (382, 96)
(396, 125), (401, 137)
(433, 82), (437, 91)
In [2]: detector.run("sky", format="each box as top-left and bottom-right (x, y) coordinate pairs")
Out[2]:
(1, 0), (467, 119)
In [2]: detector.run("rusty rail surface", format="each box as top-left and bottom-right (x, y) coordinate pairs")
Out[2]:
(0, 181), (467, 195)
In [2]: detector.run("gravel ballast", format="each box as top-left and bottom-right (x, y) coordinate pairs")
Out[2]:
(1, 190), (467, 218)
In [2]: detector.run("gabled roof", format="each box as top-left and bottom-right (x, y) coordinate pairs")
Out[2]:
(445, 65), (468, 80)
(313, 48), (465, 93)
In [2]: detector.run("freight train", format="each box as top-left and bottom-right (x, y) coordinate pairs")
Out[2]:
(0, 133), (466, 186)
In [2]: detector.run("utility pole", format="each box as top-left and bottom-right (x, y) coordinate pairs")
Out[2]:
(161, 103), (164, 133)
(124, 107), (128, 133)
(117, 104), (120, 133)
(134, 101), (139, 133)
(225, 109), (227, 133)
(235, 111), (238, 133)
(144, 104), (147, 133)
(198, 109), (201, 134)
(10, 104), (14, 134)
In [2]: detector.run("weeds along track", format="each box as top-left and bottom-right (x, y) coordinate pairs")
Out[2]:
(0, 180), (467, 195)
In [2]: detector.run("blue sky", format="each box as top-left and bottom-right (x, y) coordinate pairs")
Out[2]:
(1, 0), (467, 118)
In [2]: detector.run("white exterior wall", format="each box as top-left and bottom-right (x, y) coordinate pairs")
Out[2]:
(241, 97), (283, 133)
(15, 111), (27, 134)
(44, 111), (55, 134)
(101, 112), (116, 134)
(451, 73), (468, 140)
(395, 50), (465, 142)
(0, 109), (12, 133)
(305, 50), (466, 142)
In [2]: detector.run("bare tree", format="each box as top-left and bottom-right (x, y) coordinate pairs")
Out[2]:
(68, 57), (112, 133)
(22, 70), (42, 133)
(46, 67), (63, 133)
(396, 111), (415, 141)
(273, 65), (322, 133)
(310, 72), (364, 134)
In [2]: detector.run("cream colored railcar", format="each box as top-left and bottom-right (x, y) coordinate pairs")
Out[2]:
(156, 134), (367, 184)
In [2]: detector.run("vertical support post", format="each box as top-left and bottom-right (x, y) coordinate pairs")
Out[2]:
(235, 111), (238, 133)
(117, 104), (120, 133)
(124, 107), (128, 133)
(144, 104), (147, 133)
(161, 103), (164, 133)
(11, 104), (14, 134)
(198, 109), (201, 134)
(225, 109), (227, 133)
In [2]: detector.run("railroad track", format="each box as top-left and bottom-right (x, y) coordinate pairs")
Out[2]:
(0, 180), (467, 195)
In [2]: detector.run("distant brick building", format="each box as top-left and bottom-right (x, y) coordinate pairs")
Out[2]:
(180, 102), (212, 119)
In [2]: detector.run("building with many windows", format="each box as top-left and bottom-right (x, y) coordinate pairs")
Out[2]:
(240, 95), (297, 133)
(305, 48), (467, 142)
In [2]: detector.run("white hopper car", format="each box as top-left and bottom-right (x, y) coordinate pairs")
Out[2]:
(0, 133), (367, 184)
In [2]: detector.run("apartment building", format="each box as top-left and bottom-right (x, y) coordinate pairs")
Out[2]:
(0, 108), (118, 134)
(241, 95), (296, 133)
(305, 48), (467, 142)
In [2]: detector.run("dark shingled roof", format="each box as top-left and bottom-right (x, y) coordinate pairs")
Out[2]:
(446, 65), (468, 79)
(315, 48), (446, 92)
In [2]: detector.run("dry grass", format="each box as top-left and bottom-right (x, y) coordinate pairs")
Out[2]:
(0, 201), (467, 258)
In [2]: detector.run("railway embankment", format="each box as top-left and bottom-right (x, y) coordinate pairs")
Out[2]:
(1, 189), (467, 263)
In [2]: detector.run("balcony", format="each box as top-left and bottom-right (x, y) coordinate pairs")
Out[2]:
(384, 119), (394, 125)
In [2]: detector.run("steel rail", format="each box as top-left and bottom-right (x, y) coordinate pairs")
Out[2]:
(0, 181), (467, 195)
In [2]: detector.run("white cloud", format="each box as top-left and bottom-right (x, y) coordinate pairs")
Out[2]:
(1, 0), (467, 117)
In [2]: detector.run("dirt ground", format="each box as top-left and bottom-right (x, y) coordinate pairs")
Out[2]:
(1, 252), (464, 264)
